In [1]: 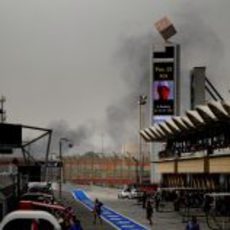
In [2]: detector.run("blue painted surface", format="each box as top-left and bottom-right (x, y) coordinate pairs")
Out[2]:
(72, 189), (149, 230)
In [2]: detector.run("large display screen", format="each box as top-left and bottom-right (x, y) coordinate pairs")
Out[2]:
(153, 115), (172, 124)
(154, 62), (174, 80)
(152, 45), (179, 125)
(0, 123), (22, 147)
(153, 62), (175, 117)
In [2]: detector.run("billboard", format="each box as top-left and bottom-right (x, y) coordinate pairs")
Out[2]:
(152, 45), (180, 124)
(18, 165), (41, 182)
(153, 62), (174, 116)
(0, 123), (22, 148)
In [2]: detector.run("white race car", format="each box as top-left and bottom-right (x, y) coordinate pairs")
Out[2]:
(118, 188), (143, 199)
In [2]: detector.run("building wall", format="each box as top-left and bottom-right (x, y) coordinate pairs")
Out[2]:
(158, 161), (175, 173)
(157, 155), (230, 174)
(155, 155), (230, 190)
(157, 158), (204, 174)
(177, 158), (204, 173)
(209, 156), (230, 173)
(63, 155), (151, 186)
(157, 155), (230, 173)
(190, 67), (206, 109)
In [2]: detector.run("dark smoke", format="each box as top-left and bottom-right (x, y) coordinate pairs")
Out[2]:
(27, 119), (96, 157)
(174, 5), (225, 113)
(48, 120), (95, 152)
(42, 34), (156, 155)
(104, 33), (158, 150)
(27, 2), (227, 157)
(104, 2), (226, 149)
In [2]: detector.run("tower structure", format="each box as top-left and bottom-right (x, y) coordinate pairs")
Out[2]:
(150, 43), (180, 182)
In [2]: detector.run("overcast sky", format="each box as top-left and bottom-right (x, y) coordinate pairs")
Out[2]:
(0, 0), (230, 154)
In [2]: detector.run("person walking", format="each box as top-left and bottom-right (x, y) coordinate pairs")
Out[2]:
(154, 192), (161, 212)
(142, 191), (147, 209)
(93, 198), (103, 224)
(146, 200), (154, 225)
(69, 216), (83, 230)
(185, 216), (200, 230)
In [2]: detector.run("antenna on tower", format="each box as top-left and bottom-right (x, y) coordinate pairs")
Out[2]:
(0, 95), (6, 123)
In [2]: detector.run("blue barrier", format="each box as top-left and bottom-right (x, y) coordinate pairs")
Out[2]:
(72, 189), (149, 230)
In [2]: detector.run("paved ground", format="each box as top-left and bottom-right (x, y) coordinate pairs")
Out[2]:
(59, 190), (115, 230)
(62, 183), (211, 230)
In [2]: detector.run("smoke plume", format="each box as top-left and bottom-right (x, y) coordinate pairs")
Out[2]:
(26, 1), (228, 158)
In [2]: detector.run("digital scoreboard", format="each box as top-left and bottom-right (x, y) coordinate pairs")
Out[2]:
(151, 44), (180, 124)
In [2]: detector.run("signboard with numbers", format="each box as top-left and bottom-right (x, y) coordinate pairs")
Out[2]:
(151, 44), (180, 124)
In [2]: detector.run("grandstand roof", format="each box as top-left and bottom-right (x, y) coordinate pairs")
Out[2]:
(140, 101), (230, 142)
(207, 101), (229, 119)
(195, 105), (217, 122)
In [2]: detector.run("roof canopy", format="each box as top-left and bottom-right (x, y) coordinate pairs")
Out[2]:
(140, 101), (230, 142)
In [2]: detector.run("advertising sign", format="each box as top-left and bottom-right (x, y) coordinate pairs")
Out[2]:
(0, 123), (22, 147)
(153, 62), (174, 116)
(152, 45), (179, 124)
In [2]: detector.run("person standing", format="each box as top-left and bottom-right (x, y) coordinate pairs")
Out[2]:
(185, 216), (200, 230)
(154, 192), (161, 212)
(93, 198), (103, 224)
(69, 216), (83, 230)
(146, 200), (154, 225)
(142, 191), (147, 209)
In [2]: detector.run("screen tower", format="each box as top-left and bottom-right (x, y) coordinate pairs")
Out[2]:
(150, 17), (180, 182)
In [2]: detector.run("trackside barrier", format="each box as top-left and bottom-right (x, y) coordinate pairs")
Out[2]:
(0, 210), (61, 230)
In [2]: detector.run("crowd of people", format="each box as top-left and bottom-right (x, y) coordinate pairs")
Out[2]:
(29, 190), (203, 230)
(141, 191), (201, 229)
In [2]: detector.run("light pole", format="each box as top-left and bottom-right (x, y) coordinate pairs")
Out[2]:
(59, 137), (72, 200)
(138, 95), (147, 185)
